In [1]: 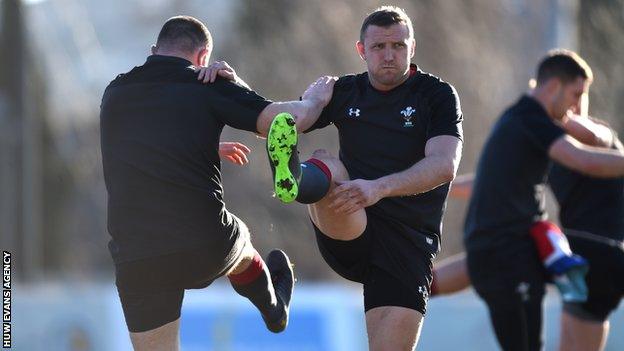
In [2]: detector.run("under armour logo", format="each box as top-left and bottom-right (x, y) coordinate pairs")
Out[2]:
(400, 106), (415, 117)
(348, 108), (360, 117)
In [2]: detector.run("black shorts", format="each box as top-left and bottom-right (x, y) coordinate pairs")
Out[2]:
(114, 219), (249, 332)
(467, 239), (548, 351)
(563, 231), (624, 322)
(313, 211), (435, 315)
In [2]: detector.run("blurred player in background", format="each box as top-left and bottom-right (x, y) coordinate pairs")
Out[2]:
(543, 93), (623, 351)
(433, 51), (624, 350)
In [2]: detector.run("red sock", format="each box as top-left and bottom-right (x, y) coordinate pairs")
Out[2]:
(228, 251), (264, 285)
(228, 251), (281, 323)
(306, 158), (332, 182)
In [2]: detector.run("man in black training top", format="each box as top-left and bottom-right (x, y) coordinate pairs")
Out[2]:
(548, 114), (624, 351)
(423, 94), (624, 351)
(463, 50), (624, 351)
(431, 117), (623, 351)
(430, 112), (624, 351)
(265, 6), (463, 350)
(100, 16), (335, 351)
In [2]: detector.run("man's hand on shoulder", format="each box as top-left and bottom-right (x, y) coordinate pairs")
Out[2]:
(302, 76), (338, 108)
(195, 61), (250, 89)
(256, 75), (338, 136)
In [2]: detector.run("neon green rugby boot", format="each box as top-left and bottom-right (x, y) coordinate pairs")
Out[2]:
(266, 113), (301, 203)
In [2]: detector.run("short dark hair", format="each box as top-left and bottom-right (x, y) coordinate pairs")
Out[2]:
(360, 6), (413, 43)
(156, 16), (212, 54)
(536, 49), (593, 86)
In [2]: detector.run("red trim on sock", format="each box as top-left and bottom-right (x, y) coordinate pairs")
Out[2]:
(430, 271), (439, 297)
(306, 158), (332, 183)
(228, 251), (264, 285)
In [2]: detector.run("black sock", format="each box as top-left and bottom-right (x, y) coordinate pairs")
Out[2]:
(296, 158), (332, 204)
(228, 252), (282, 322)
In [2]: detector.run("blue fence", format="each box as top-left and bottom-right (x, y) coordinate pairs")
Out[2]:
(12, 281), (624, 350)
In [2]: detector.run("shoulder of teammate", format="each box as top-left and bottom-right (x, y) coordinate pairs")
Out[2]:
(207, 74), (251, 90)
(158, 65), (252, 92)
(327, 73), (366, 106)
(332, 74), (361, 94)
(301, 74), (359, 133)
(201, 75), (271, 104)
(314, 73), (361, 110)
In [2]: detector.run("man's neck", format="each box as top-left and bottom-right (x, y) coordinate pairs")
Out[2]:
(369, 73), (409, 92)
(528, 88), (555, 120)
(153, 50), (195, 65)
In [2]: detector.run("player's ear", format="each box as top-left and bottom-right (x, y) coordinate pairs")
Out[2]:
(197, 47), (210, 67)
(151, 44), (157, 55)
(356, 41), (366, 61)
(409, 38), (416, 58)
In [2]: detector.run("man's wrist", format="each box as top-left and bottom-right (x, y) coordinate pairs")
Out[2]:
(373, 178), (390, 199)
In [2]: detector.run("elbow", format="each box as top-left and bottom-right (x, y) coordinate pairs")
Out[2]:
(440, 160), (457, 184)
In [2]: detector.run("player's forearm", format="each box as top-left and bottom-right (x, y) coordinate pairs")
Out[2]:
(564, 145), (624, 178)
(562, 116), (614, 148)
(582, 151), (624, 177)
(256, 98), (324, 137)
(374, 155), (457, 198)
(291, 97), (325, 132)
(551, 135), (624, 178)
(561, 119), (599, 146)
